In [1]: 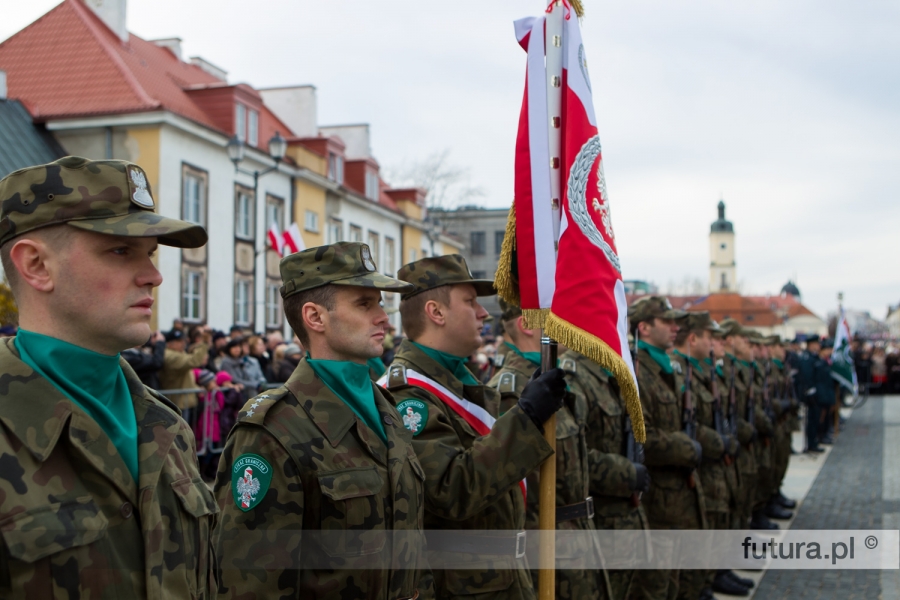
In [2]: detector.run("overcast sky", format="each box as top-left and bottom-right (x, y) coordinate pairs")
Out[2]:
(3, 0), (898, 321)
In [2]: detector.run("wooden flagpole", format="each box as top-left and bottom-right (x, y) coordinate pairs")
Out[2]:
(539, 2), (564, 599)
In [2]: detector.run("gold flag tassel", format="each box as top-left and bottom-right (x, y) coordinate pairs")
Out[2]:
(493, 203), (520, 306)
(545, 311), (645, 442)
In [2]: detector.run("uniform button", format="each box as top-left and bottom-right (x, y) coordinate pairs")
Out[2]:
(120, 502), (133, 519)
(383, 415), (394, 426)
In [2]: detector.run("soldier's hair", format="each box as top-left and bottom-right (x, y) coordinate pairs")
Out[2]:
(0, 225), (76, 296)
(502, 318), (522, 344)
(399, 285), (452, 340)
(675, 327), (692, 346)
(283, 284), (337, 348)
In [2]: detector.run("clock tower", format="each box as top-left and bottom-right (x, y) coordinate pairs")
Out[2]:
(709, 200), (736, 293)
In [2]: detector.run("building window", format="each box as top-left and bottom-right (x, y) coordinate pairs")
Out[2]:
(409, 248), (417, 262)
(365, 171), (379, 201)
(495, 230), (505, 255)
(235, 186), (254, 240)
(384, 237), (395, 274)
(328, 152), (344, 184)
(182, 269), (204, 322)
(304, 210), (320, 232)
(182, 167), (206, 226)
(328, 218), (343, 243)
(720, 273), (727, 290)
(266, 283), (282, 328)
(235, 103), (246, 141)
(470, 231), (486, 255)
(367, 231), (379, 266)
(235, 279), (253, 326)
(266, 194), (284, 230)
(383, 291), (396, 309)
(471, 270), (487, 280)
(349, 225), (363, 243)
(248, 109), (259, 146)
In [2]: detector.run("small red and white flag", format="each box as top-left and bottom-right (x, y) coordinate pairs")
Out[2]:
(267, 222), (284, 256)
(496, 2), (643, 441)
(282, 222), (305, 255)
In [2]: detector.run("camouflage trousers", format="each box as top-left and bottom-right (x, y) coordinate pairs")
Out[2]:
(772, 420), (793, 491)
(595, 505), (651, 599)
(735, 445), (758, 526)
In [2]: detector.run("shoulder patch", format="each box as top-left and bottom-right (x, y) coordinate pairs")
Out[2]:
(560, 358), (577, 375)
(494, 354), (505, 367)
(386, 364), (409, 389)
(671, 360), (683, 375)
(231, 453), (272, 511)
(238, 389), (286, 424)
(396, 399), (428, 435)
(498, 371), (517, 394)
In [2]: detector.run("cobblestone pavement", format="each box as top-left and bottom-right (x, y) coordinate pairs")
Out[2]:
(746, 395), (895, 600)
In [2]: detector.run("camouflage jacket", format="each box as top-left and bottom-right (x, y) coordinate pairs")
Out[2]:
(561, 352), (640, 515)
(213, 358), (430, 600)
(723, 355), (758, 477)
(749, 364), (774, 470)
(672, 354), (730, 514)
(636, 348), (706, 529)
(386, 340), (554, 599)
(0, 337), (217, 600)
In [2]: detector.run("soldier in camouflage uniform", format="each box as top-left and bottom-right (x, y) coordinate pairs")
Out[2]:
(671, 313), (745, 599)
(561, 348), (653, 599)
(718, 319), (759, 532)
(384, 255), (567, 600)
(746, 333), (781, 530)
(213, 242), (432, 599)
(628, 296), (706, 600)
(487, 299), (610, 600)
(767, 337), (799, 514)
(0, 157), (217, 598)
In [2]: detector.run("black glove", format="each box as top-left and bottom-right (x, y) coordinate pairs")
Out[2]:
(690, 439), (703, 466)
(632, 462), (651, 493)
(517, 367), (567, 431)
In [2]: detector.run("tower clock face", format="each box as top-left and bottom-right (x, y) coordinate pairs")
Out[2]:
(721, 243), (727, 250)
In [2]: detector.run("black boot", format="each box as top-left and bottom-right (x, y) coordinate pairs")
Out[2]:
(725, 570), (755, 588)
(776, 490), (797, 509)
(751, 510), (780, 530)
(712, 571), (750, 596)
(698, 587), (717, 600)
(765, 499), (794, 520)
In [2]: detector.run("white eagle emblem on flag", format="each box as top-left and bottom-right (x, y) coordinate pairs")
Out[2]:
(236, 467), (261, 509)
(402, 406), (422, 434)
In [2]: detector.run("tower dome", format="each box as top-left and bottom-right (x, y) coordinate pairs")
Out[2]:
(781, 280), (801, 298)
(710, 200), (733, 233)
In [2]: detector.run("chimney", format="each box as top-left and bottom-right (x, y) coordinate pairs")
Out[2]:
(189, 57), (228, 82)
(0, 70), (6, 101)
(84, 0), (129, 43)
(151, 38), (183, 61)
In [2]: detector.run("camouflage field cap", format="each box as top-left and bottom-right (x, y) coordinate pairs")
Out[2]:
(746, 330), (765, 345)
(718, 318), (749, 338)
(499, 297), (522, 322)
(397, 254), (495, 300)
(0, 156), (207, 248)
(628, 295), (687, 325)
(675, 311), (721, 334)
(279, 241), (413, 299)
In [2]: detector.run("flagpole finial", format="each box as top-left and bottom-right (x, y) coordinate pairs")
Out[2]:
(838, 291), (844, 304)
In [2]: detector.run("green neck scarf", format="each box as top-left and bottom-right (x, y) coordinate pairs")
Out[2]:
(307, 358), (387, 444)
(772, 358), (784, 369)
(638, 340), (673, 375)
(366, 356), (387, 379)
(704, 356), (724, 378)
(14, 330), (138, 481)
(507, 342), (541, 367)
(674, 349), (703, 375)
(412, 342), (480, 386)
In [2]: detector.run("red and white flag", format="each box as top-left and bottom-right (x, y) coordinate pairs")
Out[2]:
(282, 222), (305, 255)
(496, 3), (643, 440)
(267, 222), (284, 256)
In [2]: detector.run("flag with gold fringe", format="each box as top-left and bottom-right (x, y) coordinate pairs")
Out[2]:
(496, 1), (643, 441)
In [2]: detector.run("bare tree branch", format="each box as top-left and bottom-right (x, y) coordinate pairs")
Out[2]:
(386, 149), (485, 211)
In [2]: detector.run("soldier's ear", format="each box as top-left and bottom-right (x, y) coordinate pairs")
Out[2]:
(423, 299), (446, 327)
(302, 301), (327, 335)
(517, 316), (535, 337)
(8, 236), (55, 294)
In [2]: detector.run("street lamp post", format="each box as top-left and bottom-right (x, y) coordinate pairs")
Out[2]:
(227, 132), (288, 330)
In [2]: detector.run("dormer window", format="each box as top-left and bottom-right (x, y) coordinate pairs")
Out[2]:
(235, 103), (246, 141)
(248, 109), (259, 146)
(328, 152), (344, 184)
(365, 170), (379, 201)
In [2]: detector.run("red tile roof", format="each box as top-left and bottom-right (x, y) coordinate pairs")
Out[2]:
(688, 293), (782, 327)
(0, 0), (294, 149)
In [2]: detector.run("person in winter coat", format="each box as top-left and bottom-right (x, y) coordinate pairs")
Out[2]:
(219, 337), (265, 402)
